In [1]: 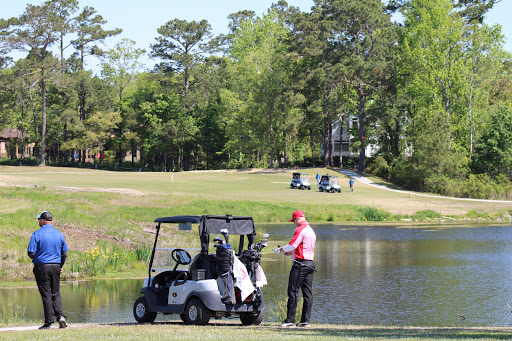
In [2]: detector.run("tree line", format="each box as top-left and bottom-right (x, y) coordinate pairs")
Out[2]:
(0, 0), (511, 199)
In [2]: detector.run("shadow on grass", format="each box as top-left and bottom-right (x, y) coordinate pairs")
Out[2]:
(108, 322), (512, 340)
(264, 326), (512, 340)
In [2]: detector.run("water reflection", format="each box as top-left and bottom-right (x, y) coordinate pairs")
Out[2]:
(0, 279), (145, 323)
(3, 224), (512, 327)
(262, 224), (512, 327)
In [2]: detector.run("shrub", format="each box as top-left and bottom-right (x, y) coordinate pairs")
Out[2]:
(366, 156), (389, 178)
(424, 175), (462, 197)
(412, 210), (441, 220)
(494, 174), (512, 199)
(357, 207), (390, 221)
(388, 158), (423, 190)
(341, 156), (359, 168)
(0, 157), (39, 166)
(462, 174), (496, 199)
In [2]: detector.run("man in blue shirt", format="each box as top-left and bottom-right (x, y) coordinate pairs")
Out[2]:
(28, 211), (68, 329)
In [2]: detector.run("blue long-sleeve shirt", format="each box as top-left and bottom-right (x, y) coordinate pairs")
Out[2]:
(28, 225), (68, 264)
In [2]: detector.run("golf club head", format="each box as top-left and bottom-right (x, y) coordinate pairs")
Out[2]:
(213, 236), (223, 244)
(220, 228), (229, 243)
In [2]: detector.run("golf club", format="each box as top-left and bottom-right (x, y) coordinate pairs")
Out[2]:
(213, 236), (224, 247)
(220, 228), (229, 244)
(253, 233), (269, 252)
(273, 245), (317, 272)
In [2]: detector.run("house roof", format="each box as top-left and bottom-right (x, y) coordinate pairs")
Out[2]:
(0, 128), (28, 139)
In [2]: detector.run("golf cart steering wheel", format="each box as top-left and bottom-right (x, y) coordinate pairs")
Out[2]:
(171, 249), (191, 265)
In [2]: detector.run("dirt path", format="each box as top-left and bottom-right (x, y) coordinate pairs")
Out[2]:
(0, 323), (111, 332)
(0, 182), (144, 196)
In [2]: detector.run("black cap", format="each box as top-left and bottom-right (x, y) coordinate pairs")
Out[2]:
(37, 211), (52, 221)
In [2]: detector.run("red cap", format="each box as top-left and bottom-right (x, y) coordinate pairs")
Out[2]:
(289, 210), (305, 222)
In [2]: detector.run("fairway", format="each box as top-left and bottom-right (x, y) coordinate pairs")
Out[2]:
(0, 165), (510, 216)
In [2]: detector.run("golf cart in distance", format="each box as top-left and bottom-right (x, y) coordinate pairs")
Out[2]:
(318, 175), (341, 193)
(133, 214), (268, 326)
(290, 172), (311, 190)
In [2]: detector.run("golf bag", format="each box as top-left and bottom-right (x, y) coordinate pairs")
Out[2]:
(216, 243), (235, 305)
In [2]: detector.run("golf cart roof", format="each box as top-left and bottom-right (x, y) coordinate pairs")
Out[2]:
(154, 215), (257, 253)
(321, 175), (338, 179)
(155, 215), (202, 224)
(154, 215), (255, 234)
(293, 172), (308, 176)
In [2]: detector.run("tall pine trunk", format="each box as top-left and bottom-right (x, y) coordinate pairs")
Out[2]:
(357, 90), (366, 172)
(40, 77), (47, 166)
(323, 117), (329, 166)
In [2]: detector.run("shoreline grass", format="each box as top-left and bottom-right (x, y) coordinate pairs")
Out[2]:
(1, 322), (512, 340)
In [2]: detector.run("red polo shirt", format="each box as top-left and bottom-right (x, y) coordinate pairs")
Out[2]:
(283, 220), (316, 260)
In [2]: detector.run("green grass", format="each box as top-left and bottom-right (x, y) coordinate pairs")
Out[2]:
(1, 165), (510, 284)
(1, 322), (512, 340)
(412, 210), (442, 220)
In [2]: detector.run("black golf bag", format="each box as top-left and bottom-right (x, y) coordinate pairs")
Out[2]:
(216, 244), (235, 305)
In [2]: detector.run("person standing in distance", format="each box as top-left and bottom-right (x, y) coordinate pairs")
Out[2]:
(349, 177), (355, 192)
(28, 211), (68, 329)
(279, 210), (316, 328)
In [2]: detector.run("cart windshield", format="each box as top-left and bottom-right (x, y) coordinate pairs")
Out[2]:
(151, 247), (201, 272)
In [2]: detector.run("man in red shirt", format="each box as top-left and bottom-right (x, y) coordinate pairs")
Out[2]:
(279, 210), (316, 328)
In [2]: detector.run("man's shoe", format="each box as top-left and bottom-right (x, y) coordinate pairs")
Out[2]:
(38, 323), (53, 330)
(297, 322), (310, 328)
(58, 316), (68, 328)
(280, 322), (296, 328)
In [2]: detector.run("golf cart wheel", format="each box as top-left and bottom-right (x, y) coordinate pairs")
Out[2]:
(319, 188), (323, 192)
(133, 296), (157, 323)
(183, 298), (211, 325)
(300, 185), (304, 190)
(308, 186), (311, 190)
(240, 311), (263, 326)
(338, 189), (341, 193)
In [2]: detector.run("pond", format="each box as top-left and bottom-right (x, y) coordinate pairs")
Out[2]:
(3, 224), (512, 327)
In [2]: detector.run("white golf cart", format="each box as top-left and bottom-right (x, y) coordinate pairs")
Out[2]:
(317, 175), (341, 193)
(290, 172), (311, 190)
(133, 215), (268, 326)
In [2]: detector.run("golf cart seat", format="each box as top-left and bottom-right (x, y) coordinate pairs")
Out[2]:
(189, 253), (217, 280)
(152, 269), (189, 288)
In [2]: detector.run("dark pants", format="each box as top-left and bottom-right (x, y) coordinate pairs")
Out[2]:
(33, 264), (64, 324)
(285, 259), (315, 324)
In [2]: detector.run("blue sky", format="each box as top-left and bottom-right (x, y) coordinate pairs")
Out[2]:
(2, 0), (512, 71)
